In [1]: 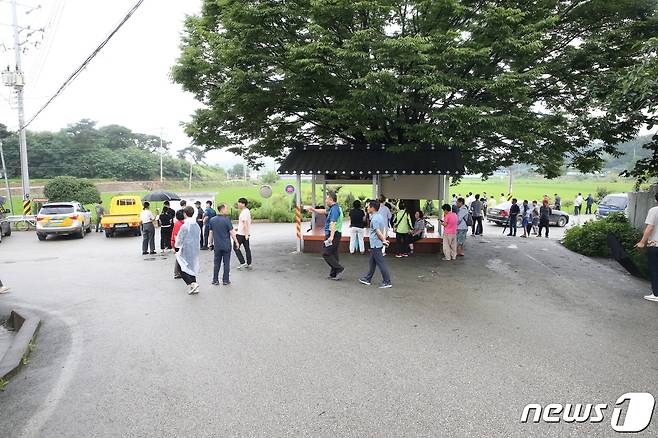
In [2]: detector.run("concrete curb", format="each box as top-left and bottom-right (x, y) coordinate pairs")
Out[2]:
(0, 309), (41, 381)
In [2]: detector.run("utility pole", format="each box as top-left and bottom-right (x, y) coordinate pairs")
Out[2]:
(11, 0), (30, 202)
(0, 140), (13, 214)
(159, 128), (164, 183)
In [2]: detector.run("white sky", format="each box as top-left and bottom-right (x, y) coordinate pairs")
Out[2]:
(0, 0), (257, 169)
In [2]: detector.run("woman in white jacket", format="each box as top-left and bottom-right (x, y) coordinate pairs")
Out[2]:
(175, 206), (201, 295)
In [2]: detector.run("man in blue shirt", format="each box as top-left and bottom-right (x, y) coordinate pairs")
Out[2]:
(201, 200), (217, 250)
(207, 204), (239, 285)
(306, 191), (345, 280)
(360, 200), (392, 288)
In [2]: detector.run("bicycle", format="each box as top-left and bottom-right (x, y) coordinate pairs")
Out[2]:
(8, 216), (37, 231)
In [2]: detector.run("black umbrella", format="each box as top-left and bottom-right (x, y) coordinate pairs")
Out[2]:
(142, 191), (181, 202)
(607, 232), (643, 278)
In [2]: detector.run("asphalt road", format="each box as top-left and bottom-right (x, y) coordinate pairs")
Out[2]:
(0, 223), (656, 437)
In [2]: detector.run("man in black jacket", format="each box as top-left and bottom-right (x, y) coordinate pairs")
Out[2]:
(159, 201), (175, 253)
(507, 198), (520, 237)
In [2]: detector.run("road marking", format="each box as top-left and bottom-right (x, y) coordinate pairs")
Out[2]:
(13, 304), (83, 438)
(507, 244), (518, 249)
(526, 253), (560, 276)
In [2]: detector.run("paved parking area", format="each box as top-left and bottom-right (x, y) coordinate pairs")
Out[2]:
(0, 223), (656, 437)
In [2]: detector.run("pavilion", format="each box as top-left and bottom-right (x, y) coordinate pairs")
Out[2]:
(277, 145), (465, 253)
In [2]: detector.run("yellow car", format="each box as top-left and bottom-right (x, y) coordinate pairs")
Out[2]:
(101, 195), (143, 237)
(36, 202), (92, 241)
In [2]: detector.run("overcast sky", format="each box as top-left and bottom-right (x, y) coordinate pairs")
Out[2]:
(0, 0), (262, 169)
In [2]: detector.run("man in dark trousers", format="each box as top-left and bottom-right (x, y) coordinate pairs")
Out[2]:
(306, 191), (344, 280)
(637, 193), (658, 303)
(234, 197), (253, 269)
(507, 198), (520, 237)
(194, 201), (204, 248)
(208, 204), (239, 285)
(158, 201), (175, 253)
(201, 200), (216, 250)
(554, 193), (561, 210)
(585, 193), (594, 214)
(359, 200), (392, 289)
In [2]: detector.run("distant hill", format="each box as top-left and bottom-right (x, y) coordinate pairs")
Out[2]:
(603, 134), (654, 171)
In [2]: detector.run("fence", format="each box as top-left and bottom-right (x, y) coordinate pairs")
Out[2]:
(627, 184), (658, 230)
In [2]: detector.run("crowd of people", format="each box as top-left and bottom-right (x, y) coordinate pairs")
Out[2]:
(138, 197), (253, 295)
(300, 189), (609, 289)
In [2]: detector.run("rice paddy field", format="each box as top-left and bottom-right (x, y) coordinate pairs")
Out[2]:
(1, 176), (640, 219)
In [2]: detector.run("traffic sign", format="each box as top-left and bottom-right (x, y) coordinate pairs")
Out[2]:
(285, 184), (295, 195)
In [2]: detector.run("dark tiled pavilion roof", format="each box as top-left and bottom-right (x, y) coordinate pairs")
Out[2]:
(277, 145), (464, 176)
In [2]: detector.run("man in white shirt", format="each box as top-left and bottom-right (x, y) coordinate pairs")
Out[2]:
(234, 197), (253, 269)
(637, 193), (658, 302)
(140, 201), (157, 255)
(574, 193), (583, 216)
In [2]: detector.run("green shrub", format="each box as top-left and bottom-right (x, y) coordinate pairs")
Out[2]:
(342, 192), (356, 212)
(260, 170), (279, 185)
(44, 176), (101, 205)
(563, 213), (648, 278)
(423, 200), (436, 216)
(596, 186), (611, 201)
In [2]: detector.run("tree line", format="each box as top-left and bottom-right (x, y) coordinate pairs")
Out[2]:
(0, 119), (216, 181)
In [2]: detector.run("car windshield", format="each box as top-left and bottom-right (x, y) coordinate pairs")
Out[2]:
(40, 205), (74, 215)
(601, 196), (627, 208)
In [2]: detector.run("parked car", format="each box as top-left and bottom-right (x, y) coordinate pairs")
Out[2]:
(595, 193), (628, 219)
(36, 202), (92, 241)
(101, 195), (142, 237)
(486, 202), (570, 227)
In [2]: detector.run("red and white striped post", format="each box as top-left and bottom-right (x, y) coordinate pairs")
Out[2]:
(295, 173), (302, 252)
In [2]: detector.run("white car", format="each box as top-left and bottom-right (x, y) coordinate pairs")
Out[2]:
(36, 202), (92, 241)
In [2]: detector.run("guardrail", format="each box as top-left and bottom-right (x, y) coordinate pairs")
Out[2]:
(6, 215), (36, 231)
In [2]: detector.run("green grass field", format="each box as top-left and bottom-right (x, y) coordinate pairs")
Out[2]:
(1, 176), (638, 219)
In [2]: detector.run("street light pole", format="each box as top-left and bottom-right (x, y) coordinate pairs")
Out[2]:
(188, 160), (193, 190)
(0, 140), (13, 214)
(12, 0), (30, 202)
(159, 127), (163, 183)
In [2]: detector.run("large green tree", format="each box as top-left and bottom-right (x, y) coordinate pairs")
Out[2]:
(608, 37), (658, 186)
(173, 0), (658, 177)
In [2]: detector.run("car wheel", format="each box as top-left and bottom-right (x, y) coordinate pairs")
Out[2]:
(4, 225), (10, 237)
(77, 228), (85, 239)
(37, 233), (47, 241)
(557, 216), (567, 227)
(105, 230), (112, 238)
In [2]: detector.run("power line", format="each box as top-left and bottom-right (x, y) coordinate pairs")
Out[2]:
(31, 0), (66, 89)
(22, 0), (145, 130)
